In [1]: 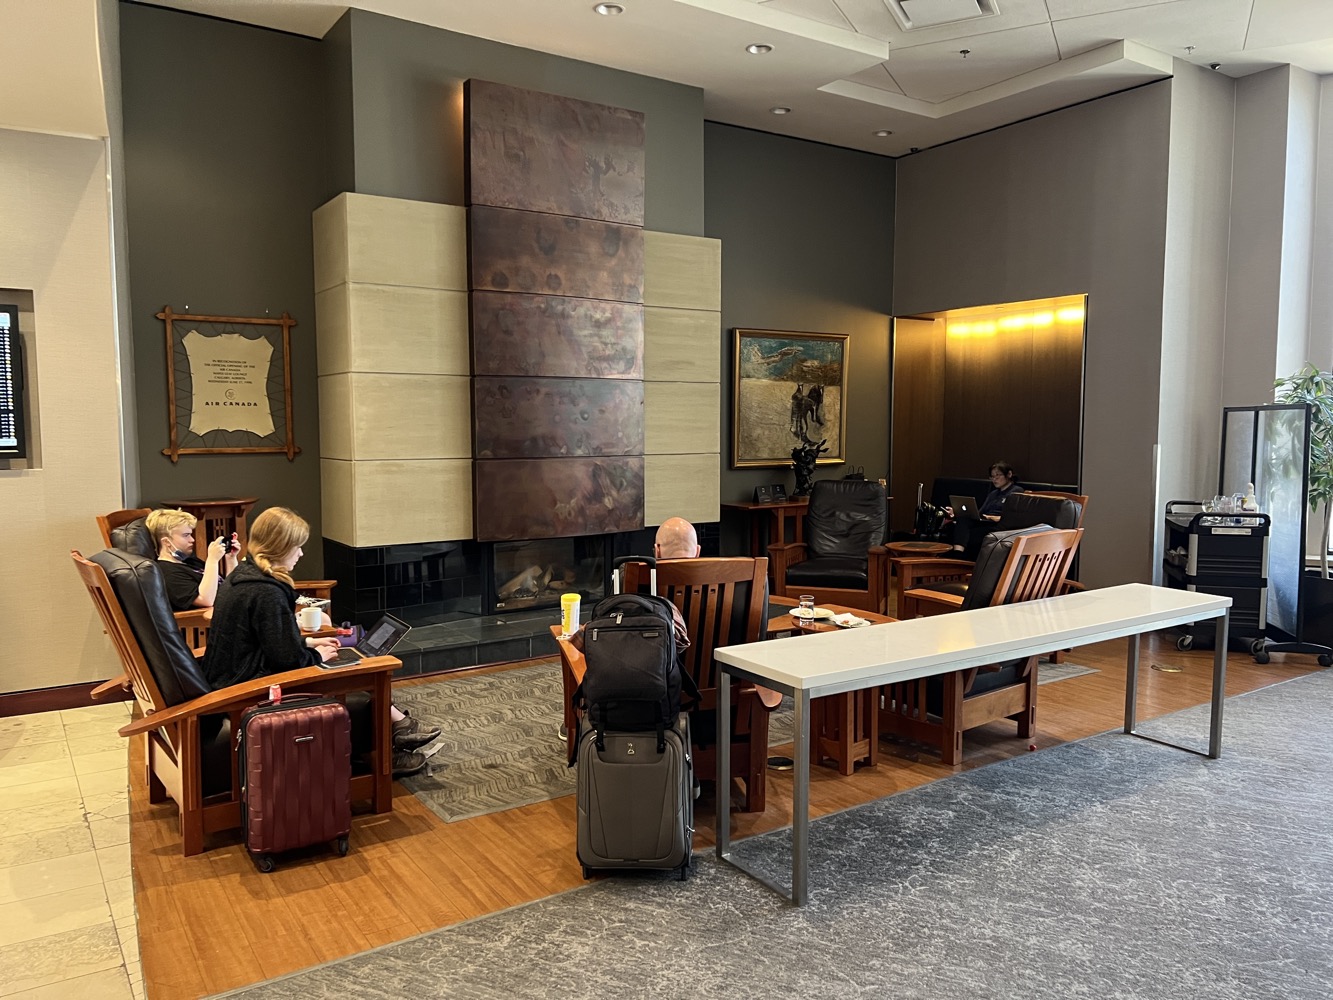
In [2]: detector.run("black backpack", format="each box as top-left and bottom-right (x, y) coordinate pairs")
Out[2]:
(572, 593), (696, 754)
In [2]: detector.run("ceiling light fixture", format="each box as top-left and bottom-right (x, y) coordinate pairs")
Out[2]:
(770, 106), (792, 115)
(593, 3), (624, 14)
(873, 129), (893, 137)
(747, 43), (773, 55)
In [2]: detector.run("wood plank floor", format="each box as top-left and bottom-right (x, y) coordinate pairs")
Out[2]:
(131, 636), (1320, 999)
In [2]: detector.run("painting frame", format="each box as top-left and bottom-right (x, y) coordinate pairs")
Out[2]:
(732, 328), (849, 469)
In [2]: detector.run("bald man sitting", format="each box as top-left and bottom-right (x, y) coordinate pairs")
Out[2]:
(653, 518), (783, 709)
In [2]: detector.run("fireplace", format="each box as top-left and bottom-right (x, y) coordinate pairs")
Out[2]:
(490, 536), (609, 613)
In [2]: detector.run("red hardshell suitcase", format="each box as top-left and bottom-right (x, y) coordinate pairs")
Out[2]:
(237, 694), (352, 872)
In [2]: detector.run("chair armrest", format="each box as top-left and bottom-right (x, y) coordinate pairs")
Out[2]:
(767, 541), (808, 585)
(553, 631), (587, 688)
(893, 557), (974, 593)
(1060, 579), (1086, 595)
(172, 607), (212, 628)
(91, 675), (131, 701)
(294, 580), (337, 601)
(116, 655), (400, 738)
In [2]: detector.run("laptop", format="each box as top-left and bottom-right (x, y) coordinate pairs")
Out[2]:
(321, 613), (412, 668)
(949, 495), (983, 521)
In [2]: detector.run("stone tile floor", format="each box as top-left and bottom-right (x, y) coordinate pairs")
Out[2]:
(0, 700), (139, 998)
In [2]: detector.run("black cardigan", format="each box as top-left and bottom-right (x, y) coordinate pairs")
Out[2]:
(203, 559), (320, 690)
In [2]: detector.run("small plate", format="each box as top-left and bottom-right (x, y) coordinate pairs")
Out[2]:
(790, 607), (834, 620)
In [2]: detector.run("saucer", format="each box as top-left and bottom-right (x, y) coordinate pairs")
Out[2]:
(790, 607), (834, 620)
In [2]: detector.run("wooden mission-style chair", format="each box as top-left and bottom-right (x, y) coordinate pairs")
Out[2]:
(880, 526), (1083, 765)
(74, 547), (397, 856)
(551, 556), (772, 813)
(768, 479), (891, 615)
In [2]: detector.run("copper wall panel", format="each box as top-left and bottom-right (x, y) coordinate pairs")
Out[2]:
(470, 206), (644, 304)
(471, 292), (642, 379)
(474, 377), (644, 459)
(474, 457), (645, 541)
(466, 80), (645, 227)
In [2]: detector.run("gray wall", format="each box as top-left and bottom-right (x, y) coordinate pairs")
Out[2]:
(894, 83), (1173, 587)
(340, 9), (705, 235)
(120, 3), (332, 571)
(704, 123), (895, 553)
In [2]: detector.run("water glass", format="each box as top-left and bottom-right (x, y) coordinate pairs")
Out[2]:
(798, 594), (816, 630)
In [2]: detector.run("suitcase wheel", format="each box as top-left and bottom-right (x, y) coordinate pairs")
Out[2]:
(254, 854), (276, 874)
(677, 863), (689, 882)
(337, 836), (351, 857)
(581, 865), (592, 880)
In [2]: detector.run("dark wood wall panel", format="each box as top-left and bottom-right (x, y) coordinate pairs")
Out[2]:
(474, 457), (645, 541)
(470, 206), (644, 303)
(471, 292), (642, 379)
(889, 318), (946, 533)
(474, 376), (644, 459)
(466, 80), (645, 226)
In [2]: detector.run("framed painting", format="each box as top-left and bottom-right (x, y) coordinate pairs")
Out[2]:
(733, 328), (848, 468)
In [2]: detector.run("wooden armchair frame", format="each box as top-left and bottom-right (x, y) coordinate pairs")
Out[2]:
(880, 528), (1083, 765)
(74, 550), (395, 856)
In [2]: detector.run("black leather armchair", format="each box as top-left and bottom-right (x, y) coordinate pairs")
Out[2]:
(768, 479), (890, 615)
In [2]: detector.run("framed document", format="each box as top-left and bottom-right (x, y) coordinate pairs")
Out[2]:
(158, 306), (299, 463)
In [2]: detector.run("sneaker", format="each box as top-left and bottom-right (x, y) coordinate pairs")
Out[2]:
(392, 749), (428, 778)
(392, 712), (441, 749)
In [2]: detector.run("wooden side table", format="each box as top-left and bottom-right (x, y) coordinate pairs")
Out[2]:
(766, 603), (897, 774)
(158, 497), (257, 560)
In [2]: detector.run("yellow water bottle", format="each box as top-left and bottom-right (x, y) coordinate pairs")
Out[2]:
(560, 592), (581, 637)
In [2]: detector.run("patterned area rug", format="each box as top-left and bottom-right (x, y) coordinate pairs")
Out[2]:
(395, 657), (1098, 823)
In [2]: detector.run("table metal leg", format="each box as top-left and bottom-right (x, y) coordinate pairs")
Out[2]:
(1209, 609), (1228, 758)
(716, 667), (732, 858)
(791, 689), (810, 906)
(1126, 610), (1229, 758)
(1123, 632), (1140, 734)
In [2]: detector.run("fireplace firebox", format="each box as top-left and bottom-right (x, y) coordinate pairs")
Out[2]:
(490, 536), (609, 613)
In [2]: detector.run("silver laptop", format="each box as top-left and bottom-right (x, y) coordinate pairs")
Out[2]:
(321, 613), (411, 668)
(949, 495), (983, 521)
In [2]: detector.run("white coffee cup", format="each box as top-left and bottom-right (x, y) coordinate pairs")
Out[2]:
(297, 605), (323, 631)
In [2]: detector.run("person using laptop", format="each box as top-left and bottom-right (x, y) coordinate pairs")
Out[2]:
(944, 460), (1024, 556)
(202, 506), (438, 777)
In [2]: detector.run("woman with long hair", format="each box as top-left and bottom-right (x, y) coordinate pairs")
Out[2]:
(204, 507), (434, 776)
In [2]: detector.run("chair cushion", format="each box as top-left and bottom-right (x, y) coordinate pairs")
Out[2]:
(998, 493), (1082, 531)
(91, 548), (212, 706)
(960, 525), (1053, 611)
(806, 479), (886, 559)
(786, 555), (869, 590)
(110, 517), (155, 558)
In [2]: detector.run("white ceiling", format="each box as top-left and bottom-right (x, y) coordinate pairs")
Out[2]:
(28, 0), (1333, 154)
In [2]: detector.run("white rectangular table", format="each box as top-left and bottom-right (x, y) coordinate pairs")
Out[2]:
(714, 583), (1231, 905)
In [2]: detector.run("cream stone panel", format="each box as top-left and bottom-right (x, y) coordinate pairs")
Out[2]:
(644, 307), (721, 383)
(320, 459), (355, 545)
(347, 284), (469, 375)
(344, 194), (468, 290)
(317, 374), (353, 461)
(348, 373), (471, 460)
(645, 454), (720, 526)
(312, 195), (350, 293)
(643, 232), (721, 311)
(645, 382), (720, 455)
(352, 460), (473, 547)
(314, 284), (350, 376)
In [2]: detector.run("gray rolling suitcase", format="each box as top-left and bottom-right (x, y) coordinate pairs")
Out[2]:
(576, 712), (694, 880)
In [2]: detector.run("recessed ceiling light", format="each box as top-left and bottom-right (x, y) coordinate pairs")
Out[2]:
(873, 129), (893, 137)
(770, 106), (792, 115)
(594, 3), (624, 14)
(746, 43), (773, 55)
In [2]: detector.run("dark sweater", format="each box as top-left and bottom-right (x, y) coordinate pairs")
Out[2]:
(203, 559), (320, 690)
(980, 482), (1024, 517)
(157, 554), (216, 611)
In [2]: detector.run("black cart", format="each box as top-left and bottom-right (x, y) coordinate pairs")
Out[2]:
(1162, 501), (1269, 653)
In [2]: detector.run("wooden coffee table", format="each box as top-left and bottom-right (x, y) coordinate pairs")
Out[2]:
(767, 603), (897, 774)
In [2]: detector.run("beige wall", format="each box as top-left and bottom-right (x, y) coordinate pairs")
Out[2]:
(314, 193), (722, 546)
(0, 128), (123, 694)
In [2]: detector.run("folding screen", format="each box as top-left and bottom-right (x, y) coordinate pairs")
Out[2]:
(466, 80), (646, 541)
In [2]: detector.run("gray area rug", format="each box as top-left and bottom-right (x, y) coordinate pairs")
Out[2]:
(212, 668), (1333, 1000)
